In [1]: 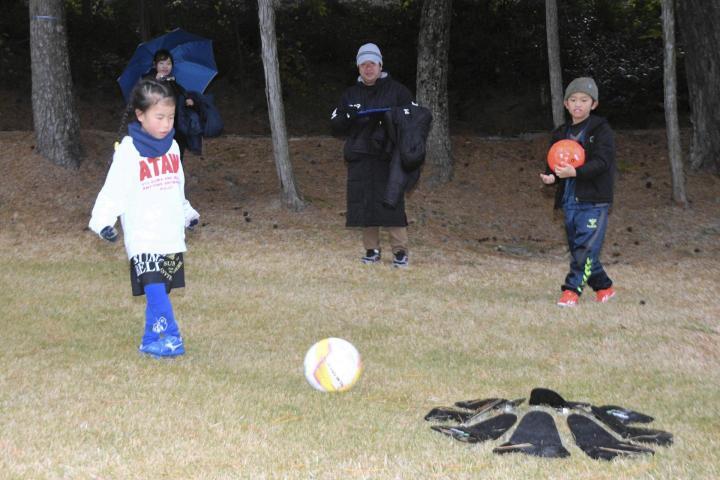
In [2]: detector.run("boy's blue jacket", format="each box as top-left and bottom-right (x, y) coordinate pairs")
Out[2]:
(547, 114), (616, 209)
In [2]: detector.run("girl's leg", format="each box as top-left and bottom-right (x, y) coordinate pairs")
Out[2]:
(143, 282), (181, 345)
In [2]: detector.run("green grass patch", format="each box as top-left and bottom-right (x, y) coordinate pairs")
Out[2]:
(0, 233), (718, 478)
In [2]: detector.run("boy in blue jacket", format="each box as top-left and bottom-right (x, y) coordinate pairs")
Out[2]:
(540, 77), (617, 307)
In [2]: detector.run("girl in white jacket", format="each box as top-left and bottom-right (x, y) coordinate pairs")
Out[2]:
(90, 79), (199, 358)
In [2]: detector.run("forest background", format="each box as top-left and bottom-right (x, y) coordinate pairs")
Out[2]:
(3, 2), (720, 477)
(0, 0), (678, 135)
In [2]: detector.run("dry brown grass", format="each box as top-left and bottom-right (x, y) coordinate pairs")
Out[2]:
(1, 130), (719, 478)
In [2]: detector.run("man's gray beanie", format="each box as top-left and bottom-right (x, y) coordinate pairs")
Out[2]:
(356, 43), (383, 66)
(564, 77), (599, 102)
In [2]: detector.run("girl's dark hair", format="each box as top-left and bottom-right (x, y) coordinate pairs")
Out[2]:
(153, 49), (173, 65)
(116, 79), (176, 143)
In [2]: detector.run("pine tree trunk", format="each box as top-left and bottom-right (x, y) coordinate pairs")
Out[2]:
(416, 0), (453, 185)
(257, 0), (305, 211)
(139, 0), (150, 41)
(676, 0), (720, 173)
(662, 0), (687, 206)
(545, 0), (564, 128)
(234, 16), (245, 74)
(81, 0), (92, 18)
(155, 0), (166, 36)
(29, 0), (82, 168)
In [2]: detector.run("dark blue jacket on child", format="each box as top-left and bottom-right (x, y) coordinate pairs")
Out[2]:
(548, 114), (616, 209)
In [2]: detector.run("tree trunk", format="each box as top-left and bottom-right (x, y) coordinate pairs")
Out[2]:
(545, 0), (564, 128)
(257, 0), (305, 211)
(416, 0), (453, 185)
(676, 0), (720, 173)
(662, 0), (687, 206)
(81, 0), (92, 19)
(233, 16), (245, 74)
(155, 0), (166, 37)
(138, 0), (164, 42)
(29, 0), (83, 168)
(139, 0), (150, 41)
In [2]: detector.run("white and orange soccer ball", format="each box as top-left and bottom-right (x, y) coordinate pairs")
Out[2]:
(303, 338), (363, 392)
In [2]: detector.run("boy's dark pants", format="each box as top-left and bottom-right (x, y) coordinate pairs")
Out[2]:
(562, 203), (613, 294)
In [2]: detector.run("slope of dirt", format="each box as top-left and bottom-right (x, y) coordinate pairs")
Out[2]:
(1, 129), (718, 265)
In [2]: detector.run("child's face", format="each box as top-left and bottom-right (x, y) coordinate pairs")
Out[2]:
(564, 93), (597, 124)
(155, 58), (173, 78)
(135, 99), (176, 140)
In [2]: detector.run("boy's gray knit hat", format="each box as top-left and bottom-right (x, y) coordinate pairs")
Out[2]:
(564, 77), (599, 102)
(356, 43), (383, 66)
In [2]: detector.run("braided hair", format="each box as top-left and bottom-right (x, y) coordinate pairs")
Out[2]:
(115, 78), (176, 148)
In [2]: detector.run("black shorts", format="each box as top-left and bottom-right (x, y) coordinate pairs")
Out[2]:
(129, 253), (185, 296)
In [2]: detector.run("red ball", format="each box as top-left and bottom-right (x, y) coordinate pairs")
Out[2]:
(547, 139), (585, 171)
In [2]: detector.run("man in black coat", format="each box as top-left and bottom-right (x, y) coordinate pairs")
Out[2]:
(331, 43), (414, 268)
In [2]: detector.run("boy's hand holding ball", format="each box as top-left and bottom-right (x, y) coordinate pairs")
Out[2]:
(554, 162), (577, 179)
(541, 138), (583, 184)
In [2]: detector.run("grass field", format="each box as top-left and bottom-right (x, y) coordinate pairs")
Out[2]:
(1, 225), (719, 479)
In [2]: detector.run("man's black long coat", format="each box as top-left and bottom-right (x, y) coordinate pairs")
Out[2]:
(331, 74), (413, 227)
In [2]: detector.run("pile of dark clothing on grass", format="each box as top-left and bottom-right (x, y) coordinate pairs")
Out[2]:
(425, 387), (673, 461)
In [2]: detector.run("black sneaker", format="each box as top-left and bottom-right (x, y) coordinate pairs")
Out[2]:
(361, 249), (381, 264)
(392, 250), (409, 268)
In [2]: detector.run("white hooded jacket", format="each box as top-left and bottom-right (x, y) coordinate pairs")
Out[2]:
(89, 136), (199, 259)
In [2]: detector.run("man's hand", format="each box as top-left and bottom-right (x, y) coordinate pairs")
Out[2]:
(340, 104), (361, 120)
(100, 226), (118, 242)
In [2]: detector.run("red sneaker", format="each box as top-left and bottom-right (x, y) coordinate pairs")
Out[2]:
(557, 290), (579, 307)
(595, 287), (616, 303)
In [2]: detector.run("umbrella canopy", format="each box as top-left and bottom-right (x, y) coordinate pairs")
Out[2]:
(117, 28), (217, 101)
